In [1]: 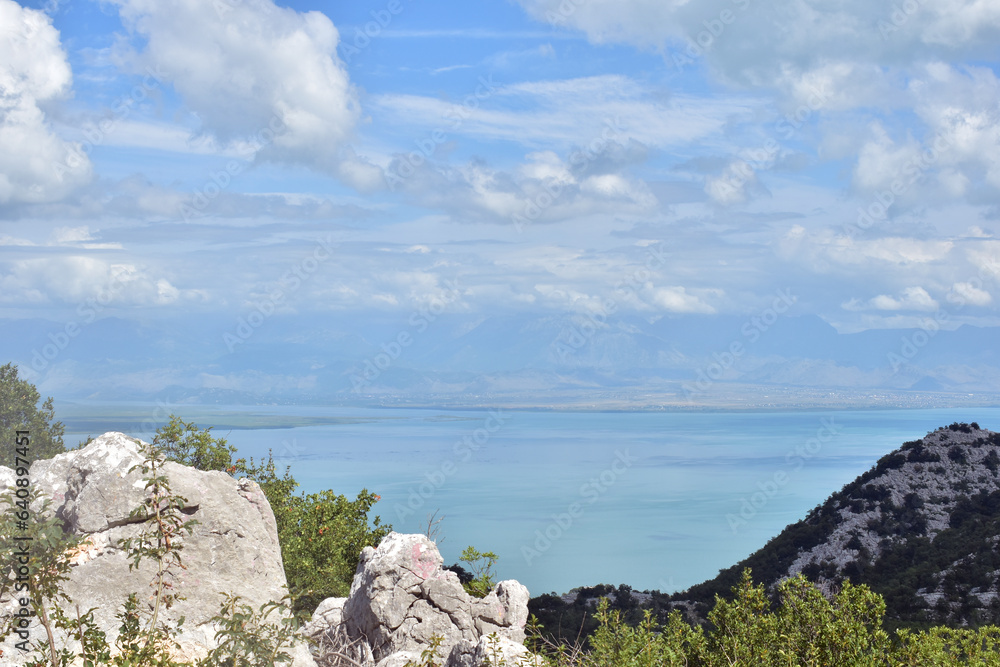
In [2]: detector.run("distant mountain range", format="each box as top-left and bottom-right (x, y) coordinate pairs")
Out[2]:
(532, 422), (1000, 633)
(2, 314), (999, 406)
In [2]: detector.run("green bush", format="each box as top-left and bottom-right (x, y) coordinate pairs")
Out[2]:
(460, 546), (500, 598)
(152, 416), (237, 472)
(530, 569), (1000, 667)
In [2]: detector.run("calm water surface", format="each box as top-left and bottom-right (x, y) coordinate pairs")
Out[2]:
(61, 404), (1000, 596)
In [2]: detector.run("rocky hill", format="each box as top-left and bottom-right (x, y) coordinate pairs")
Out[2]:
(672, 421), (1000, 628)
(531, 422), (1000, 634)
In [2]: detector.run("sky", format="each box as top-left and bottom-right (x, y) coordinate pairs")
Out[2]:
(1, 0), (1000, 403)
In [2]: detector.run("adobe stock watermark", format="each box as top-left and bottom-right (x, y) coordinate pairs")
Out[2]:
(393, 410), (509, 523)
(271, 437), (306, 467)
(223, 235), (336, 352)
(213, 0), (273, 19)
(55, 66), (165, 179)
(349, 278), (462, 391)
(180, 114), (287, 221)
(132, 398), (179, 438)
(670, 0), (753, 72)
(708, 86), (829, 205)
(544, 0), (589, 26)
(511, 116), (626, 232)
(338, 0), (415, 62)
(384, 76), (501, 191)
(682, 289), (796, 401)
(887, 259), (1000, 372)
(552, 243), (670, 360)
(30, 267), (137, 372)
(843, 132), (952, 239)
(878, 0), (924, 39)
(21, 0), (64, 39)
(521, 449), (636, 566)
(727, 417), (842, 533)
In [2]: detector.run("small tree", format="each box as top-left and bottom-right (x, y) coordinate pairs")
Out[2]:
(460, 546), (499, 598)
(0, 490), (83, 666)
(152, 416), (236, 473)
(0, 363), (65, 466)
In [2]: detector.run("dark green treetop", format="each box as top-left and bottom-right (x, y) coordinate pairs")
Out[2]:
(0, 362), (65, 467)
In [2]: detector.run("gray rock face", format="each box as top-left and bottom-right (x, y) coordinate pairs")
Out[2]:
(0, 432), (315, 666)
(311, 532), (535, 667)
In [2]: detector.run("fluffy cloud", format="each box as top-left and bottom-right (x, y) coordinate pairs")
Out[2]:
(517, 0), (1000, 100)
(0, 0), (92, 204)
(652, 286), (717, 313)
(0, 256), (202, 306)
(779, 226), (956, 272)
(853, 286), (939, 312)
(109, 0), (365, 178)
(950, 281), (992, 306)
(385, 139), (658, 225)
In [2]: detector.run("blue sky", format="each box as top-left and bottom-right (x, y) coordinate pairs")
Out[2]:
(2, 0), (1000, 402)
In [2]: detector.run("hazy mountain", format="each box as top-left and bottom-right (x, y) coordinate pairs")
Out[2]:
(2, 314), (999, 404)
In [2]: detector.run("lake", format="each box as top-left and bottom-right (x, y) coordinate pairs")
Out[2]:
(58, 403), (1000, 597)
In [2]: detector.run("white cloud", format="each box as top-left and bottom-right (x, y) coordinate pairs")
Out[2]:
(652, 286), (716, 314)
(0, 0), (92, 203)
(371, 75), (749, 150)
(950, 281), (992, 306)
(705, 158), (768, 205)
(852, 123), (925, 192)
(386, 146), (658, 225)
(843, 286), (939, 312)
(911, 64), (1000, 190)
(780, 226), (955, 269)
(109, 0), (363, 178)
(516, 0), (1000, 111)
(0, 257), (201, 306)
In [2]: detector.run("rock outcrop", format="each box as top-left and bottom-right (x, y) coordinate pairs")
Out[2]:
(0, 432), (315, 666)
(666, 422), (1000, 627)
(305, 533), (538, 667)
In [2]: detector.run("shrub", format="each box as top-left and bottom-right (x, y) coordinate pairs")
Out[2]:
(460, 546), (500, 598)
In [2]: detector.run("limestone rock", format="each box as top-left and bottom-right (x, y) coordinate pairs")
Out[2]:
(0, 432), (316, 666)
(311, 532), (535, 667)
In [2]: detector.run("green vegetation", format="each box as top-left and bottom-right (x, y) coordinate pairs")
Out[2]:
(529, 571), (1000, 666)
(0, 363), (65, 467)
(460, 545), (500, 598)
(151, 415), (237, 473)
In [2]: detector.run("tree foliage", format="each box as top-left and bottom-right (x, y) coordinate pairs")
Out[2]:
(0, 363), (65, 467)
(151, 416), (237, 473)
(530, 569), (1000, 667)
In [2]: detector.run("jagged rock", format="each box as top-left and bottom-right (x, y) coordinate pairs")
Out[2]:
(310, 532), (535, 667)
(454, 634), (543, 667)
(0, 432), (316, 666)
(305, 596), (348, 639)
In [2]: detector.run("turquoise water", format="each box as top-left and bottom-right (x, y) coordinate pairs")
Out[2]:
(61, 405), (1000, 597)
